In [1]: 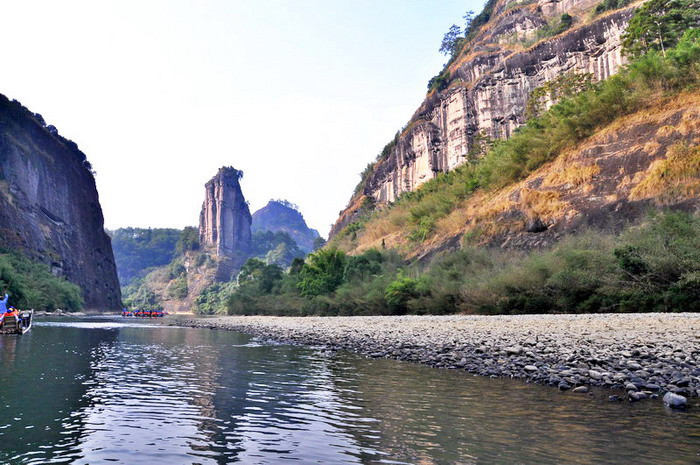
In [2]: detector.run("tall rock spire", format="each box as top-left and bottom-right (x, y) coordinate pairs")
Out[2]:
(198, 166), (252, 259)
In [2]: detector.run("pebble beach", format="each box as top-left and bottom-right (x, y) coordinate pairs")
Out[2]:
(172, 313), (700, 404)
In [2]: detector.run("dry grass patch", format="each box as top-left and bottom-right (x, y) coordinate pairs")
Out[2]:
(438, 190), (522, 241)
(678, 110), (700, 136)
(519, 188), (570, 219)
(656, 125), (676, 137)
(630, 143), (700, 203)
(362, 209), (406, 242)
(592, 92), (700, 140)
(542, 162), (600, 187)
(643, 141), (662, 156)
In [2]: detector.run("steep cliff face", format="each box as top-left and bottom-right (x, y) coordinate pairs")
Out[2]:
(337, 92), (700, 260)
(0, 95), (121, 309)
(252, 200), (321, 253)
(199, 167), (252, 259)
(331, 0), (638, 237)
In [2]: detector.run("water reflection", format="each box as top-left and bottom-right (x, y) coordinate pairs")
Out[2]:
(0, 319), (697, 465)
(0, 325), (118, 464)
(325, 350), (700, 465)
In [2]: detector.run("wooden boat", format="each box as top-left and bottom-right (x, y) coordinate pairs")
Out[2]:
(0, 310), (33, 335)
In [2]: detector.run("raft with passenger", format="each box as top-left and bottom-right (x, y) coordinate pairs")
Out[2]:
(122, 308), (165, 318)
(0, 293), (32, 335)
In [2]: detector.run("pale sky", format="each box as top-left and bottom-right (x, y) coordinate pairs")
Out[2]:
(0, 0), (481, 236)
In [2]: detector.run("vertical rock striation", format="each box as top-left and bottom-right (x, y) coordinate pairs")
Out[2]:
(198, 166), (252, 278)
(0, 94), (121, 309)
(331, 0), (638, 237)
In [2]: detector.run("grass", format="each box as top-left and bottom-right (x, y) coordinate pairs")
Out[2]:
(630, 143), (700, 202)
(542, 162), (601, 187)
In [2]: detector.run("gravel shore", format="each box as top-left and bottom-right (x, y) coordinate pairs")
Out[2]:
(172, 313), (700, 403)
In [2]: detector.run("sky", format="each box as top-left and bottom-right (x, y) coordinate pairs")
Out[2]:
(0, 0), (482, 236)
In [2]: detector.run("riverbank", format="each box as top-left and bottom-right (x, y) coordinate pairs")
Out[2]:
(171, 313), (699, 403)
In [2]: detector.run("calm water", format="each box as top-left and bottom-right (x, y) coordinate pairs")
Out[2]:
(0, 318), (697, 465)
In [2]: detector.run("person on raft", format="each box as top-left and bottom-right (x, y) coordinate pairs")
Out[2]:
(0, 292), (18, 321)
(0, 292), (8, 314)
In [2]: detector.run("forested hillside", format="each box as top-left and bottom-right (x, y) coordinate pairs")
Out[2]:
(108, 228), (182, 285)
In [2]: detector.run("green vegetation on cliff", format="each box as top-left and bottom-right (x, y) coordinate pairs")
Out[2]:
(109, 228), (182, 285)
(622, 0), (699, 58)
(221, 211), (700, 316)
(0, 250), (83, 311)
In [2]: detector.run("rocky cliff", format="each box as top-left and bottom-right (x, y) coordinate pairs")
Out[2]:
(199, 166), (252, 264)
(123, 167), (253, 313)
(334, 90), (700, 260)
(252, 200), (321, 253)
(331, 0), (639, 237)
(0, 95), (121, 309)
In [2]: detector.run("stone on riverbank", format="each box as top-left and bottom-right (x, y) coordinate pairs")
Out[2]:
(663, 392), (688, 409)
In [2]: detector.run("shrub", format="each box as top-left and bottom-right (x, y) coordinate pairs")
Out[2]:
(385, 275), (422, 315)
(168, 276), (188, 299)
(594, 0), (632, 15)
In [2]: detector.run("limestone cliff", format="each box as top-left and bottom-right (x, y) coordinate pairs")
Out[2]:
(252, 200), (321, 253)
(331, 0), (638, 237)
(199, 166), (252, 277)
(0, 94), (121, 309)
(335, 92), (700, 260)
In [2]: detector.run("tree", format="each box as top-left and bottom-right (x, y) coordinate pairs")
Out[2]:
(622, 0), (700, 57)
(463, 10), (475, 31)
(176, 226), (200, 254)
(385, 275), (420, 314)
(258, 265), (283, 293)
(312, 237), (327, 251)
(297, 249), (347, 297)
(238, 258), (266, 283)
(343, 249), (383, 281)
(439, 24), (463, 56)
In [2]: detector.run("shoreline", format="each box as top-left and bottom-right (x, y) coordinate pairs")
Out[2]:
(170, 313), (700, 404)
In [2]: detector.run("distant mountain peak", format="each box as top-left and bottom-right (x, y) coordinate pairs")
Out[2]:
(252, 200), (320, 253)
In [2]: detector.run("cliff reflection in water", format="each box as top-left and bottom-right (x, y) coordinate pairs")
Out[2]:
(0, 325), (118, 463)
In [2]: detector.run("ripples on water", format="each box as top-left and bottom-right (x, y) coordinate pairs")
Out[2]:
(0, 318), (697, 464)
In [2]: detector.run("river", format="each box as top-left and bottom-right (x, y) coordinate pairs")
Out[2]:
(0, 318), (697, 464)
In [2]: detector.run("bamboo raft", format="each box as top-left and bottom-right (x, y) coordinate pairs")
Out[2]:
(0, 310), (33, 335)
